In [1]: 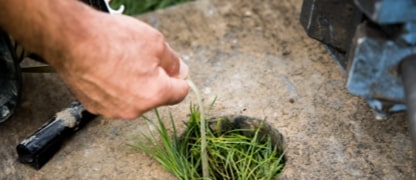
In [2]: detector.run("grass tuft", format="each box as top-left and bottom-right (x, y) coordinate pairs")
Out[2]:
(128, 105), (285, 179)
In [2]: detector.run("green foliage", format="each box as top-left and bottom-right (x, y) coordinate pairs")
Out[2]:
(110, 0), (194, 15)
(128, 106), (285, 180)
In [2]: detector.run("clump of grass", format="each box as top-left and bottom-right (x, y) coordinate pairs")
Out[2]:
(131, 109), (199, 179)
(129, 105), (285, 179)
(110, 0), (194, 15)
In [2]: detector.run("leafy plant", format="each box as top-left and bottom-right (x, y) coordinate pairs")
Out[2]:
(128, 105), (285, 179)
(110, 0), (194, 15)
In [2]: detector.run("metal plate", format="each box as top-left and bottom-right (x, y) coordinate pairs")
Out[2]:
(346, 22), (416, 104)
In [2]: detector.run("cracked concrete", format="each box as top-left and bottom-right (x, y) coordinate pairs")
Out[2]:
(0, 0), (414, 179)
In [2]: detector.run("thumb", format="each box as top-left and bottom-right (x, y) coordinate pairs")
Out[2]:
(161, 77), (189, 105)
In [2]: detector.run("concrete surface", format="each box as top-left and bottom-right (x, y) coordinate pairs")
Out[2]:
(1, 0), (414, 179)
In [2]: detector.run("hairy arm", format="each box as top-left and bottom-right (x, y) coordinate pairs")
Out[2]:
(0, 0), (189, 119)
(0, 0), (95, 67)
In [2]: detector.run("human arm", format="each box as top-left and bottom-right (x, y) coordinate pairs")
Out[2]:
(0, 0), (189, 119)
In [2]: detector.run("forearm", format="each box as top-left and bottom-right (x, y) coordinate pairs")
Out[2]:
(0, 0), (189, 119)
(0, 0), (100, 68)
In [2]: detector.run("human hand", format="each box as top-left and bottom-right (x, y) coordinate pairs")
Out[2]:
(51, 13), (189, 119)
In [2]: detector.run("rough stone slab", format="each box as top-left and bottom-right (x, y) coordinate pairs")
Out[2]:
(0, 0), (414, 179)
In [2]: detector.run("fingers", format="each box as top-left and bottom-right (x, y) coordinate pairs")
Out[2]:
(160, 72), (190, 106)
(114, 74), (189, 120)
(158, 43), (189, 79)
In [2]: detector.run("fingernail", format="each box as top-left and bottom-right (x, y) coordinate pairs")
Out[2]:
(179, 58), (189, 79)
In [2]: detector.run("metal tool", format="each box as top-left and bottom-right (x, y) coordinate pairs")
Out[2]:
(0, 30), (20, 123)
(300, 0), (416, 169)
(300, 0), (416, 119)
(401, 55), (416, 165)
(16, 102), (96, 169)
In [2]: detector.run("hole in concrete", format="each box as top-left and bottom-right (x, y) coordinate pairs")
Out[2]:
(181, 115), (286, 179)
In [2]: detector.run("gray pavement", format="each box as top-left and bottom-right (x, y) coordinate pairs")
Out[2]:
(0, 0), (414, 179)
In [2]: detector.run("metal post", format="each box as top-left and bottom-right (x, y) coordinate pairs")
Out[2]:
(400, 55), (416, 168)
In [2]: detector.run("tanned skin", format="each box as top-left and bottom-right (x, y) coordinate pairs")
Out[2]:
(0, 0), (189, 119)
